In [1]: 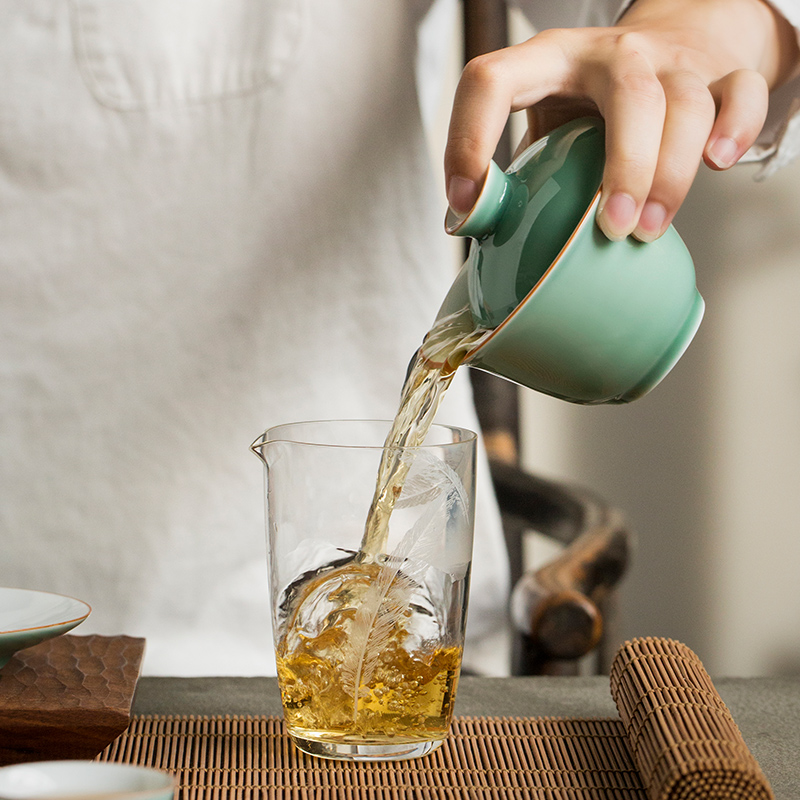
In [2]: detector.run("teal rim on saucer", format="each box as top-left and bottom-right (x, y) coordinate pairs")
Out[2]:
(0, 588), (91, 669)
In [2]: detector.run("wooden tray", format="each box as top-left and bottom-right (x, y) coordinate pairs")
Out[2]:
(0, 634), (145, 765)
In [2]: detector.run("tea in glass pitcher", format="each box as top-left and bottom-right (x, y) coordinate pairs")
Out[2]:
(252, 419), (476, 761)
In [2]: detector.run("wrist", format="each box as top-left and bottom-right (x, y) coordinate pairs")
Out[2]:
(760, 0), (800, 85)
(619, 0), (800, 89)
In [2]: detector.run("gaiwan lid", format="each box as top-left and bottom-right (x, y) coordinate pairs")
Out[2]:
(445, 117), (605, 330)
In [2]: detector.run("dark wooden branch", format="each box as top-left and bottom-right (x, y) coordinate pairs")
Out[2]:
(511, 517), (629, 655)
(487, 458), (632, 675)
(490, 459), (607, 547)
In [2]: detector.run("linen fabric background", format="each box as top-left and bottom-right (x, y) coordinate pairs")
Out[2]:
(1, 0), (798, 676)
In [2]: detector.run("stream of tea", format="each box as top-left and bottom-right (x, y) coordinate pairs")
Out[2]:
(360, 305), (491, 559)
(276, 305), (493, 745)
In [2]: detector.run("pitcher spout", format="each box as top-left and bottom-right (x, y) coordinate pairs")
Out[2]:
(250, 433), (268, 464)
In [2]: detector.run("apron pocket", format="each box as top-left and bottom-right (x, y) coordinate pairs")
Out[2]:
(70, 0), (306, 110)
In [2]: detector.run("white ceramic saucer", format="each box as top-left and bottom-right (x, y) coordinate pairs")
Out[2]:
(0, 587), (91, 669)
(0, 760), (175, 799)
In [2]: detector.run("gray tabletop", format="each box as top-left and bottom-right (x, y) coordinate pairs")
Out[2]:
(133, 675), (800, 799)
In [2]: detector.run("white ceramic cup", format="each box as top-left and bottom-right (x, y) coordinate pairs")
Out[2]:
(0, 761), (176, 800)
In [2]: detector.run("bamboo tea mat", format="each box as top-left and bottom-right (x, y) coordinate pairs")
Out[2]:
(100, 714), (644, 799)
(98, 637), (773, 800)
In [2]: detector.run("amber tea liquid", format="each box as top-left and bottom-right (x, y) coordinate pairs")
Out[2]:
(275, 307), (491, 756)
(276, 563), (462, 744)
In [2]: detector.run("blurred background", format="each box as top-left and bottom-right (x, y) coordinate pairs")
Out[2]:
(420, 0), (800, 677)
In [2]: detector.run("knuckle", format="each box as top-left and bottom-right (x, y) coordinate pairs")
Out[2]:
(659, 161), (698, 198)
(668, 43), (708, 75)
(611, 30), (651, 58)
(459, 53), (507, 93)
(650, 148), (703, 206)
(731, 67), (769, 94)
(444, 132), (483, 168)
(606, 154), (653, 192)
(722, 69), (770, 115)
(664, 72), (715, 114)
(604, 33), (665, 106)
(613, 155), (653, 184)
(527, 27), (570, 48)
(610, 69), (664, 110)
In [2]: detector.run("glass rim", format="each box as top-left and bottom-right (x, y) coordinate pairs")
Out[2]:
(250, 418), (478, 451)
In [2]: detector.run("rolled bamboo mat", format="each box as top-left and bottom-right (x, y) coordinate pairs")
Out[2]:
(610, 637), (773, 800)
(99, 715), (645, 799)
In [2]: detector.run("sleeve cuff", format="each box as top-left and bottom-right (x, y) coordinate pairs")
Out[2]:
(746, 1), (800, 176)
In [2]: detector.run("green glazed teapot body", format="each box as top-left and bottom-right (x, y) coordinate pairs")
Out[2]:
(438, 117), (704, 405)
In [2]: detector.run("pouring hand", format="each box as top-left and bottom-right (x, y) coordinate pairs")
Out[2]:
(444, 0), (800, 243)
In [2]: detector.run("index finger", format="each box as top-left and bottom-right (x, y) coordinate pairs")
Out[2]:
(444, 36), (570, 216)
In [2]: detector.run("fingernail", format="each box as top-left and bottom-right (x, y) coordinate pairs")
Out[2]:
(634, 201), (667, 243)
(447, 176), (480, 216)
(597, 193), (636, 241)
(708, 136), (738, 169)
